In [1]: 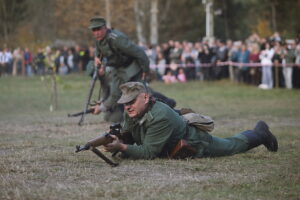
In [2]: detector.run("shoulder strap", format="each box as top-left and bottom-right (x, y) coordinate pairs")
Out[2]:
(107, 29), (118, 55)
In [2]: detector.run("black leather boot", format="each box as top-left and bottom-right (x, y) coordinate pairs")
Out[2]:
(241, 121), (278, 152)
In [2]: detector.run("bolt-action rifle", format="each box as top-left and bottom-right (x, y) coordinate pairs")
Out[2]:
(68, 57), (107, 126)
(75, 123), (122, 167)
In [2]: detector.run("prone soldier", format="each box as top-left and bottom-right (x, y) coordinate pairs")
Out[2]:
(102, 82), (278, 159)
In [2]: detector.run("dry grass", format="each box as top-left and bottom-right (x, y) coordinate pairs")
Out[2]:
(0, 75), (300, 200)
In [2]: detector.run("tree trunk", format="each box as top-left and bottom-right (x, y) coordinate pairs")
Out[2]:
(150, 0), (158, 45)
(0, 0), (8, 42)
(105, 0), (111, 28)
(134, 0), (146, 44)
(270, 1), (277, 31)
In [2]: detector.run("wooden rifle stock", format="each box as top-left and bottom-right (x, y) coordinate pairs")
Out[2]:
(75, 123), (121, 167)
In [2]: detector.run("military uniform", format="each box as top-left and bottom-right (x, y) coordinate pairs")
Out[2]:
(88, 17), (177, 123)
(121, 100), (251, 159)
(86, 60), (124, 123)
(89, 17), (149, 121)
(118, 82), (278, 160)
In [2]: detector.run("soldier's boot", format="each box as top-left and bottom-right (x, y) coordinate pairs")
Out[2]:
(241, 121), (278, 152)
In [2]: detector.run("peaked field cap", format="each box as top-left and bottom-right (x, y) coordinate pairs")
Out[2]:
(117, 82), (147, 104)
(89, 16), (106, 29)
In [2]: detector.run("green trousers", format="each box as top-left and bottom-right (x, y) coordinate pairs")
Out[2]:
(203, 130), (251, 157)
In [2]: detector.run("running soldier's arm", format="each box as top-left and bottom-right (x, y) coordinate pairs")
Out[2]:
(111, 35), (150, 73)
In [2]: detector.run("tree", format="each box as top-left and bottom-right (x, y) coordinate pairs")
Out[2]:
(134, 0), (146, 44)
(150, 0), (158, 45)
(0, 0), (29, 46)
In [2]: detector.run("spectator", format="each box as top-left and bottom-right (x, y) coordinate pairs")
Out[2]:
(198, 44), (213, 80)
(35, 48), (46, 75)
(295, 41), (300, 64)
(215, 40), (229, 79)
(155, 52), (167, 81)
(248, 43), (261, 85)
(45, 46), (57, 73)
(145, 45), (157, 66)
(270, 32), (282, 43)
(282, 41), (296, 89)
(0, 48), (3, 77)
(272, 44), (284, 88)
(162, 42), (171, 64)
(12, 48), (24, 76)
(235, 43), (250, 83)
(259, 42), (275, 89)
(169, 41), (183, 65)
(3, 48), (13, 75)
(163, 68), (177, 84)
(24, 48), (33, 76)
(246, 32), (261, 46)
(177, 68), (187, 83)
(58, 49), (68, 75)
(67, 49), (74, 73)
(181, 42), (197, 80)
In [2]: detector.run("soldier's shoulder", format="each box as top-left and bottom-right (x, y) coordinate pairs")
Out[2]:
(108, 29), (127, 41)
(150, 102), (172, 119)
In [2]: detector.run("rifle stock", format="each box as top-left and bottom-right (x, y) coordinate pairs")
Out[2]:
(75, 123), (121, 167)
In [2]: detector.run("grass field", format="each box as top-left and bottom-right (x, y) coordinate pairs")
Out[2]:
(0, 74), (300, 200)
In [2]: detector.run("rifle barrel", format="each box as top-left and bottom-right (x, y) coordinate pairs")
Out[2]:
(68, 108), (94, 117)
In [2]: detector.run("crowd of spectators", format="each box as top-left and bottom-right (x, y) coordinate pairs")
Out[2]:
(0, 45), (95, 77)
(142, 32), (300, 89)
(1, 31), (300, 89)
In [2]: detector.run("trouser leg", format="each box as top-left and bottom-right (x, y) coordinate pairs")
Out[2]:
(204, 132), (249, 157)
(204, 121), (278, 157)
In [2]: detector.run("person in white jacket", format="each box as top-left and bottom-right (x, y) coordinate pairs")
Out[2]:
(259, 43), (274, 89)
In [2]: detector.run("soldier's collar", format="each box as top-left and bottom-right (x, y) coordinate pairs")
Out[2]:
(98, 29), (112, 44)
(138, 111), (153, 125)
(137, 100), (156, 125)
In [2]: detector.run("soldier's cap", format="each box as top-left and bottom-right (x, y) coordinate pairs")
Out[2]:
(89, 16), (106, 30)
(117, 82), (148, 104)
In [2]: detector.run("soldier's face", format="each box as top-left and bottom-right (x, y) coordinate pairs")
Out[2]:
(124, 93), (150, 118)
(92, 26), (107, 41)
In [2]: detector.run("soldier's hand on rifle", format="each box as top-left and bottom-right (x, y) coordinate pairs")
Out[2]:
(92, 103), (107, 115)
(92, 104), (101, 115)
(104, 135), (127, 153)
(95, 56), (101, 66)
(98, 66), (105, 76)
(142, 72), (148, 81)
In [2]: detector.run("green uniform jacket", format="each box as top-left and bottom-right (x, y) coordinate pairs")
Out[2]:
(122, 101), (212, 159)
(95, 29), (150, 109)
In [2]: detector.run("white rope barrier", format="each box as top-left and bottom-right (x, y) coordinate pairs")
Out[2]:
(150, 61), (300, 70)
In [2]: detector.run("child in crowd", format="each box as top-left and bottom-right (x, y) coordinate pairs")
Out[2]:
(177, 68), (187, 82)
(163, 68), (177, 84)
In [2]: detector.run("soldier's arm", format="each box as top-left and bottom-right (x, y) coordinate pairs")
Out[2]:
(122, 118), (174, 159)
(113, 35), (150, 73)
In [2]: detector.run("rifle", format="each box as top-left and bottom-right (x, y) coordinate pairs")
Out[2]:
(68, 108), (94, 117)
(76, 57), (107, 126)
(75, 123), (122, 167)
